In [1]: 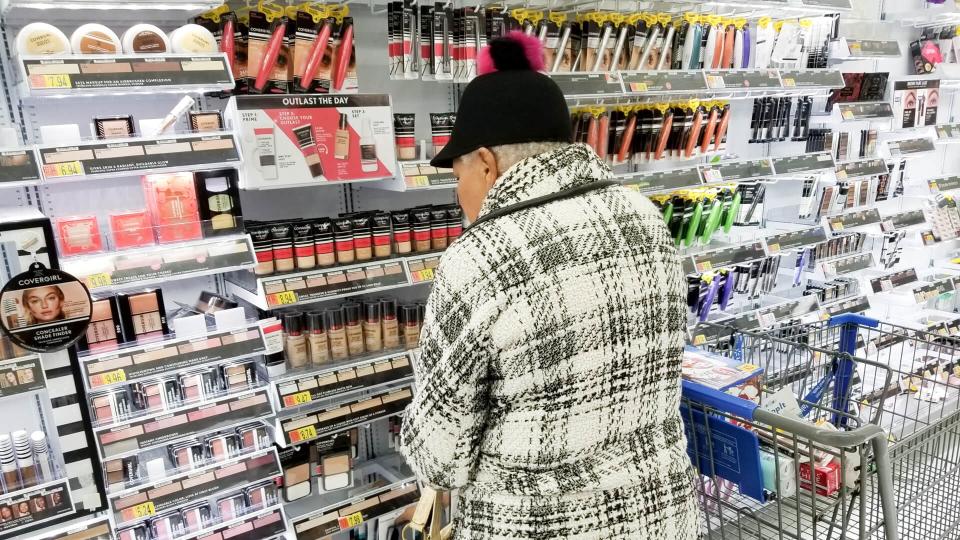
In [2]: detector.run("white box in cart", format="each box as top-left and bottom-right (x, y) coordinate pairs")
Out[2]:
(226, 94), (398, 189)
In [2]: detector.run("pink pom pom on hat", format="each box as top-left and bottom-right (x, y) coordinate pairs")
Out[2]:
(477, 31), (546, 76)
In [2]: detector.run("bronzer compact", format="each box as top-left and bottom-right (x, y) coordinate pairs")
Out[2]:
(77, 296), (123, 353)
(116, 289), (169, 343)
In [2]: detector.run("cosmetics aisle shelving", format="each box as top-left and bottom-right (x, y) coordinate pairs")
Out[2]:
(3, 0), (960, 538)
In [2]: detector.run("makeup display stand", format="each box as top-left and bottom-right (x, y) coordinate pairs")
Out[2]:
(6, 0), (960, 538)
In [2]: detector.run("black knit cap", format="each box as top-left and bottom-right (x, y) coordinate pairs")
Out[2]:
(430, 33), (572, 168)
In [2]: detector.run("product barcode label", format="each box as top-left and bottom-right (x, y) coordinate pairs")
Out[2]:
(85, 272), (113, 289)
(411, 268), (435, 283)
(405, 175), (430, 188)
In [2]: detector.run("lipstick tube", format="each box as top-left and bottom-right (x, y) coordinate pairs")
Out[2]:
(684, 109), (704, 158)
(654, 110), (673, 161)
(298, 20), (333, 92)
(714, 105), (732, 152)
(332, 21), (354, 91)
(617, 112), (637, 163)
(221, 17), (236, 74)
(253, 17), (287, 92)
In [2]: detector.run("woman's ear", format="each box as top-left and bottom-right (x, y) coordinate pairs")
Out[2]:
(476, 147), (499, 188)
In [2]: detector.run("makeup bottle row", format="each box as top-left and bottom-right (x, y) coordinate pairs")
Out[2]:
(387, 5), (837, 81)
(16, 22), (218, 56)
(90, 359), (259, 426)
(55, 170), (242, 256)
(248, 204), (462, 277)
(117, 482), (278, 540)
(392, 112), (456, 160)
(281, 430), (358, 505)
(572, 102), (731, 165)
(276, 298), (423, 374)
(192, 3), (359, 94)
(0, 431), (56, 495)
(105, 423), (270, 490)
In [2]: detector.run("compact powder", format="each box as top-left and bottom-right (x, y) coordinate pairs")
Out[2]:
(16, 23), (71, 55)
(169, 24), (217, 54)
(71, 24), (122, 54)
(188, 111), (223, 133)
(93, 116), (134, 140)
(122, 24), (170, 54)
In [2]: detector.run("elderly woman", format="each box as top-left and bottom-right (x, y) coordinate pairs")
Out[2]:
(399, 34), (700, 539)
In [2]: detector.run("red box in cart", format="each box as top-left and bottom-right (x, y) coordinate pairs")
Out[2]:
(227, 94), (397, 189)
(799, 459), (840, 496)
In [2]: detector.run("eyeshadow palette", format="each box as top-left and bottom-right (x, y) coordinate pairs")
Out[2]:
(96, 389), (273, 460)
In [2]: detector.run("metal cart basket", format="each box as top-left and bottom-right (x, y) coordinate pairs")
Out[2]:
(685, 314), (916, 540)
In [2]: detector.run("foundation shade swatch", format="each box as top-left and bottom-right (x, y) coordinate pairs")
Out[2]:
(114, 451), (279, 526)
(93, 145), (145, 160)
(98, 391), (271, 459)
(181, 60), (223, 71)
(42, 148), (95, 163)
(132, 61), (181, 73)
(27, 63), (82, 76)
(143, 142), (192, 155)
(293, 483), (419, 540)
(79, 62), (133, 74)
(191, 138), (235, 152)
(202, 508), (285, 540)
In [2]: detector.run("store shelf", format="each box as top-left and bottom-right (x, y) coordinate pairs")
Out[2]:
(29, 516), (114, 540)
(94, 388), (273, 461)
(287, 474), (420, 538)
(111, 449), (281, 529)
(364, 161), (458, 192)
(35, 131), (240, 182)
(18, 53), (233, 97)
(175, 504), (288, 540)
(60, 234), (255, 293)
(832, 39), (902, 60)
(689, 241), (768, 273)
(278, 385), (413, 446)
(553, 69), (844, 103)
(274, 349), (415, 415)
(79, 321), (266, 392)
(285, 454), (411, 520)
(764, 226), (829, 255)
(226, 251), (442, 310)
(0, 478), (75, 536)
(826, 208), (882, 232)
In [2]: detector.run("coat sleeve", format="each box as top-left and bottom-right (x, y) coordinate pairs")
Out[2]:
(398, 262), (498, 490)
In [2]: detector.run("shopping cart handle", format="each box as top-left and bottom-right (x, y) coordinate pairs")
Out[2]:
(681, 380), (758, 419)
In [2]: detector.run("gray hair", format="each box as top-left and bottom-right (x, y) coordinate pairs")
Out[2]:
(461, 142), (569, 172)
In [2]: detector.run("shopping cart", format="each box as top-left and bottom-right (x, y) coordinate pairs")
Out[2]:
(685, 314), (905, 540)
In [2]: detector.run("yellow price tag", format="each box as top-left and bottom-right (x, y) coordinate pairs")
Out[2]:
(42, 161), (83, 178)
(29, 73), (72, 89)
(414, 268), (435, 282)
(270, 291), (298, 306)
(842, 110), (855, 120)
(738, 363), (759, 372)
(131, 502), (156, 519)
(99, 369), (127, 386)
(832, 221), (844, 231)
(693, 334), (706, 345)
(290, 425), (317, 443)
(631, 82), (648, 92)
(406, 175), (429, 188)
(696, 261), (712, 272)
(338, 512), (364, 530)
(782, 78), (796, 88)
(85, 272), (113, 289)
(283, 391), (313, 408)
(836, 170), (848, 180)
(767, 243), (780, 254)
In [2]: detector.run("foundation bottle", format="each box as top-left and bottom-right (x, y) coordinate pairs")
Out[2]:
(401, 305), (421, 349)
(31, 432), (53, 482)
(305, 312), (329, 367)
(313, 219), (336, 267)
(380, 298), (400, 349)
(333, 218), (355, 264)
(391, 211), (412, 254)
(12, 431), (36, 489)
(292, 221), (316, 270)
(362, 302), (383, 353)
(343, 303), (365, 357)
(351, 215), (373, 262)
(335, 114), (350, 160)
(283, 313), (308, 369)
(372, 212), (393, 258)
(411, 209), (433, 252)
(325, 309), (349, 360)
(0, 435), (17, 493)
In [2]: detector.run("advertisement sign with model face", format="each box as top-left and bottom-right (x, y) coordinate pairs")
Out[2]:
(0, 264), (91, 353)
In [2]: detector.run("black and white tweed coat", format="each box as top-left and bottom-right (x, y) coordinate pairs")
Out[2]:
(400, 144), (700, 539)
